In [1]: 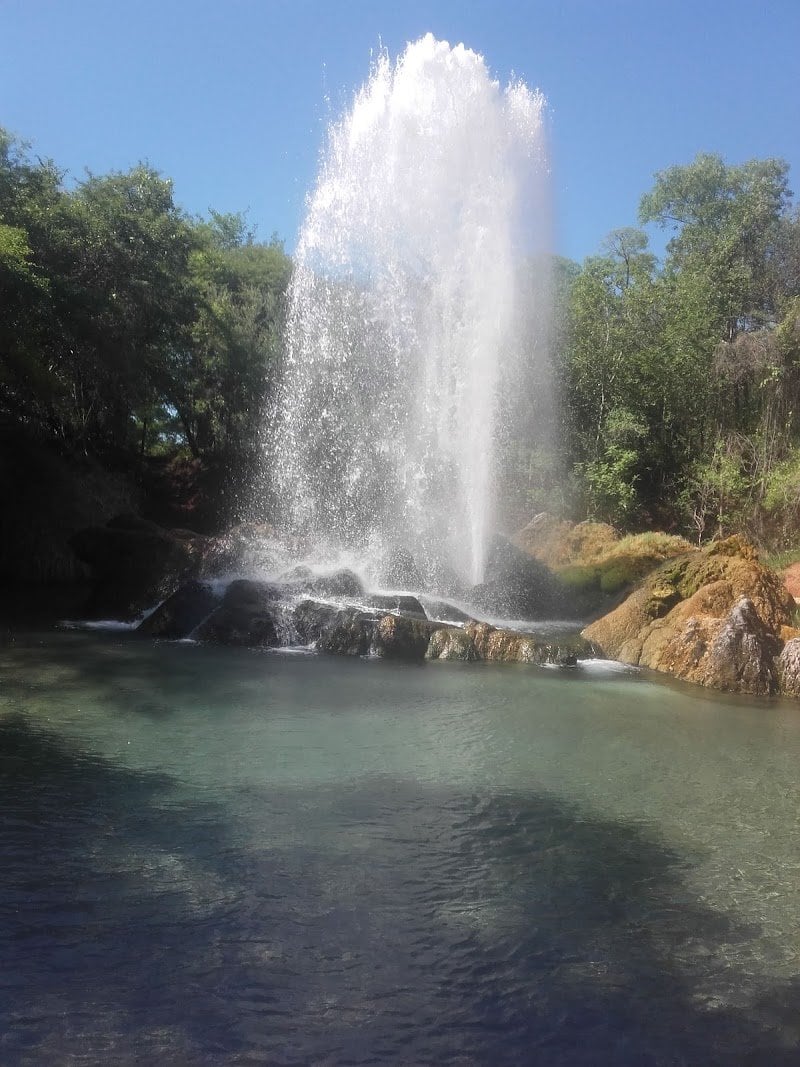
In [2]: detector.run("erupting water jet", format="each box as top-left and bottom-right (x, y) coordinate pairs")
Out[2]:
(271, 34), (550, 589)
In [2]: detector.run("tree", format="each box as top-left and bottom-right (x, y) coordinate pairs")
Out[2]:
(166, 230), (292, 472)
(640, 153), (792, 339)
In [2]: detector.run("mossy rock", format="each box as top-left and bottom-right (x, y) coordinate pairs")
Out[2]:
(514, 521), (696, 615)
(642, 583), (682, 621)
(598, 562), (634, 594)
(558, 564), (600, 591)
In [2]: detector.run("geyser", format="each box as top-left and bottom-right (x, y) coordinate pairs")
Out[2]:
(271, 34), (549, 587)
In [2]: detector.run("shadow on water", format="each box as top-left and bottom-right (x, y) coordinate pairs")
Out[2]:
(2, 704), (800, 1066)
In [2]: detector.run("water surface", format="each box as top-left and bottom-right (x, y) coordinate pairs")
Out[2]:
(2, 628), (800, 1063)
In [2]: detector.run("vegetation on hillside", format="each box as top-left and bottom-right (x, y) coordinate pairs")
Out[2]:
(0, 127), (291, 529)
(553, 154), (800, 545)
(1, 125), (799, 548)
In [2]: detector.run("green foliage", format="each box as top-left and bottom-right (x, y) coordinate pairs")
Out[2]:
(558, 152), (800, 545)
(552, 531), (693, 601)
(640, 154), (791, 348)
(575, 408), (647, 525)
(3, 122), (800, 547)
(558, 564), (601, 592)
(0, 125), (292, 527)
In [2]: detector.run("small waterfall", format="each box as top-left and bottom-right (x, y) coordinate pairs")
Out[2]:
(270, 34), (550, 588)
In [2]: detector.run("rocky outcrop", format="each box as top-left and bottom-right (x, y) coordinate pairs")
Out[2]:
(364, 594), (427, 618)
(426, 627), (477, 661)
(378, 547), (424, 591)
(426, 620), (594, 666)
(193, 579), (281, 647)
(141, 574), (589, 669)
(314, 607), (376, 656)
(71, 514), (207, 619)
(515, 513), (620, 568)
(469, 535), (571, 619)
(372, 614), (443, 660)
(291, 599), (342, 645)
(513, 513), (694, 615)
(583, 537), (794, 695)
(0, 430), (136, 586)
(138, 580), (220, 639)
(294, 606), (441, 661)
(777, 638), (800, 697)
(657, 598), (780, 696)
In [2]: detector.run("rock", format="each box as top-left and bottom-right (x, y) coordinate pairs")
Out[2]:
(424, 619), (592, 666)
(469, 535), (569, 619)
(379, 547), (424, 590)
(466, 621), (549, 664)
(364, 594), (427, 618)
(515, 513), (620, 569)
(314, 607), (376, 656)
(221, 578), (284, 609)
(419, 598), (475, 624)
(583, 537), (793, 695)
(200, 524), (281, 579)
(547, 645), (579, 667)
(781, 562), (800, 601)
(424, 559), (468, 600)
(277, 564), (315, 586)
(138, 580), (220, 639)
(307, 568), (365, 599)
(194, 579), (280, 647)
(513, 516), (694, 616)
(426, 627), (477, 661)
(703, 598), (780, 694)
(291, 599), (341, 645)
(274, 566), (365, 600)
(656, 598), (780, 696)
(70, 515), (206, 619)
(372, 615), (442, 661)
(778, 638), (800, 697)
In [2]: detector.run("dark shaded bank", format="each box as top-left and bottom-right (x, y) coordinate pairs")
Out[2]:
(0, 688), (798, 1063)
(0, 584), (93, 631)
(0, 420), (235, 594)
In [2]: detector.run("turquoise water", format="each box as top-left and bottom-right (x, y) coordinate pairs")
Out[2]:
(2, 627), (800, 1063)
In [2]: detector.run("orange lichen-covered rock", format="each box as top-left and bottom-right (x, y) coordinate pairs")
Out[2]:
(583, 537), (793, 696)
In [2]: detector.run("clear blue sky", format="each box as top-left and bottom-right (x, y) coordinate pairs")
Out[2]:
(2, 0), (798, 263)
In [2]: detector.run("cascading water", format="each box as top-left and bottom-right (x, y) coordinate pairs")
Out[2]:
(271, 34), (549, 589)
